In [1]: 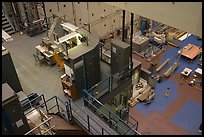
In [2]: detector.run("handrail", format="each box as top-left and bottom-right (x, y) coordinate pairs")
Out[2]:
(67, 98), (111, 135)
(21, 94), (112, 135)
(24, 116), (53, 135)
(87, 62), (133, 94)
(83, 90), (140, 135)
(41, 125), (55, 135)
(83, 97), (127, 134)
(128, 114), (139, 129)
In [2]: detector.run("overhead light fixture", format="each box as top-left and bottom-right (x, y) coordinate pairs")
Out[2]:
(61, 22), (78, 31)
(58, 31), (79, 44)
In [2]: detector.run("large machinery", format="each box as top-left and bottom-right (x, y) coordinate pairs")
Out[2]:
(63, 31), (101, 100)
(22, 2), (48, 36)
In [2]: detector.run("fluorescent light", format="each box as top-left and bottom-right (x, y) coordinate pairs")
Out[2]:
(61, 22), (78, 31)
(58, 31), (78, 43)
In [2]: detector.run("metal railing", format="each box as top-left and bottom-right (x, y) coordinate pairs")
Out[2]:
(24, 117), (55, 135)
(20, 94), (112, 135)
(83, 90), (140, 135)
(82, 63), (141, 135)
(66, 98), (111, 135)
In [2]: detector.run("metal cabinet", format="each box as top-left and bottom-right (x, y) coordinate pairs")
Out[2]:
(63, 43), (100, 98)
(2, 83), (30, 135)
(111, 39), (130, 75)
(2, 49), (23, 93)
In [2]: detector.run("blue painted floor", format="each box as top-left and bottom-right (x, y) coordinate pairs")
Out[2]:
(133, 34), (202, 134)
(134, 80), (180, 115)
(172, 100), (202, 135)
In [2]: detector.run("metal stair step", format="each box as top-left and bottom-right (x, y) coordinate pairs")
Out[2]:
(2, 17), (6, 21)
(6, 29), (15, 35)
(2, 20), (9, 25)
(2, 23), (12, 29)
(4, 27), (13, 32)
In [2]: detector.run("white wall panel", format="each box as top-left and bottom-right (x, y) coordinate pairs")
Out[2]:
(44, 2), (58, 18)
(88, 2), (101, 23)
(44, 2), (126, 37)
(74, 2), (88, 27)
(58, 2), (74, 21)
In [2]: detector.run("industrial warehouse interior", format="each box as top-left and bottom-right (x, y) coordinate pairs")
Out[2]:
(2, 2), (202, 135)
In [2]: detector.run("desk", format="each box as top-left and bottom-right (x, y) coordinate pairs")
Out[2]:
(181, 67), (192, 77)
(36, 45), (60, 66)
(36, 45), (47, 53)
(179, 44), (202, 59)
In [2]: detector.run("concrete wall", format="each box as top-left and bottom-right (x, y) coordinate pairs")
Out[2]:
(105, 2), (202, 38)
(43, 2), (139, 38)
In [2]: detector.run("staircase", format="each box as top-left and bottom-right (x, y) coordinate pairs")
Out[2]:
(2, 11), (15, 35)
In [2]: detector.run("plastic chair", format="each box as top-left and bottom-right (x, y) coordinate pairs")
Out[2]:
(33, 52), (45, 66)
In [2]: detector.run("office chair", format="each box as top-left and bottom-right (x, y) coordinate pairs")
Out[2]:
(33, 52), (45, 66)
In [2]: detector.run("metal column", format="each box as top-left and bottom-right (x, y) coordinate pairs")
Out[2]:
(130, 13), (134, 71)
(42, 2), (48, 29)
(122, 10), (125, 42)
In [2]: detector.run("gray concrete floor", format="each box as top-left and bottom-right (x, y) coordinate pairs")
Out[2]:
(3, 32), (68, 102)
(3, 31), (118, 135)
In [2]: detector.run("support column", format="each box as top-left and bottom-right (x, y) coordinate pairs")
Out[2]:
(122, 10), (125, 42)
(130, 13), (134, 70)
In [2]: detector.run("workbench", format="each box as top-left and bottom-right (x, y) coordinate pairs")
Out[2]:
(179, 44), (202, 60)
(36, 45), (63, 66)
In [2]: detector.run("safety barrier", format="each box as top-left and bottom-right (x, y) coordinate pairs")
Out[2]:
(83, 63), (141, 135)
(21, 94), (111, 135)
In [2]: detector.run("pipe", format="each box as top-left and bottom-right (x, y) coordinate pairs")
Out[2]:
(72, 2), (76, 25)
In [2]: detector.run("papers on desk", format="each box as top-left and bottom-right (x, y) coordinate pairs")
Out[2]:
(58, 32), (78, 44)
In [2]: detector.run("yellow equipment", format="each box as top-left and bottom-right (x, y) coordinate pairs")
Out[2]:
(52, 52), (64, 69)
